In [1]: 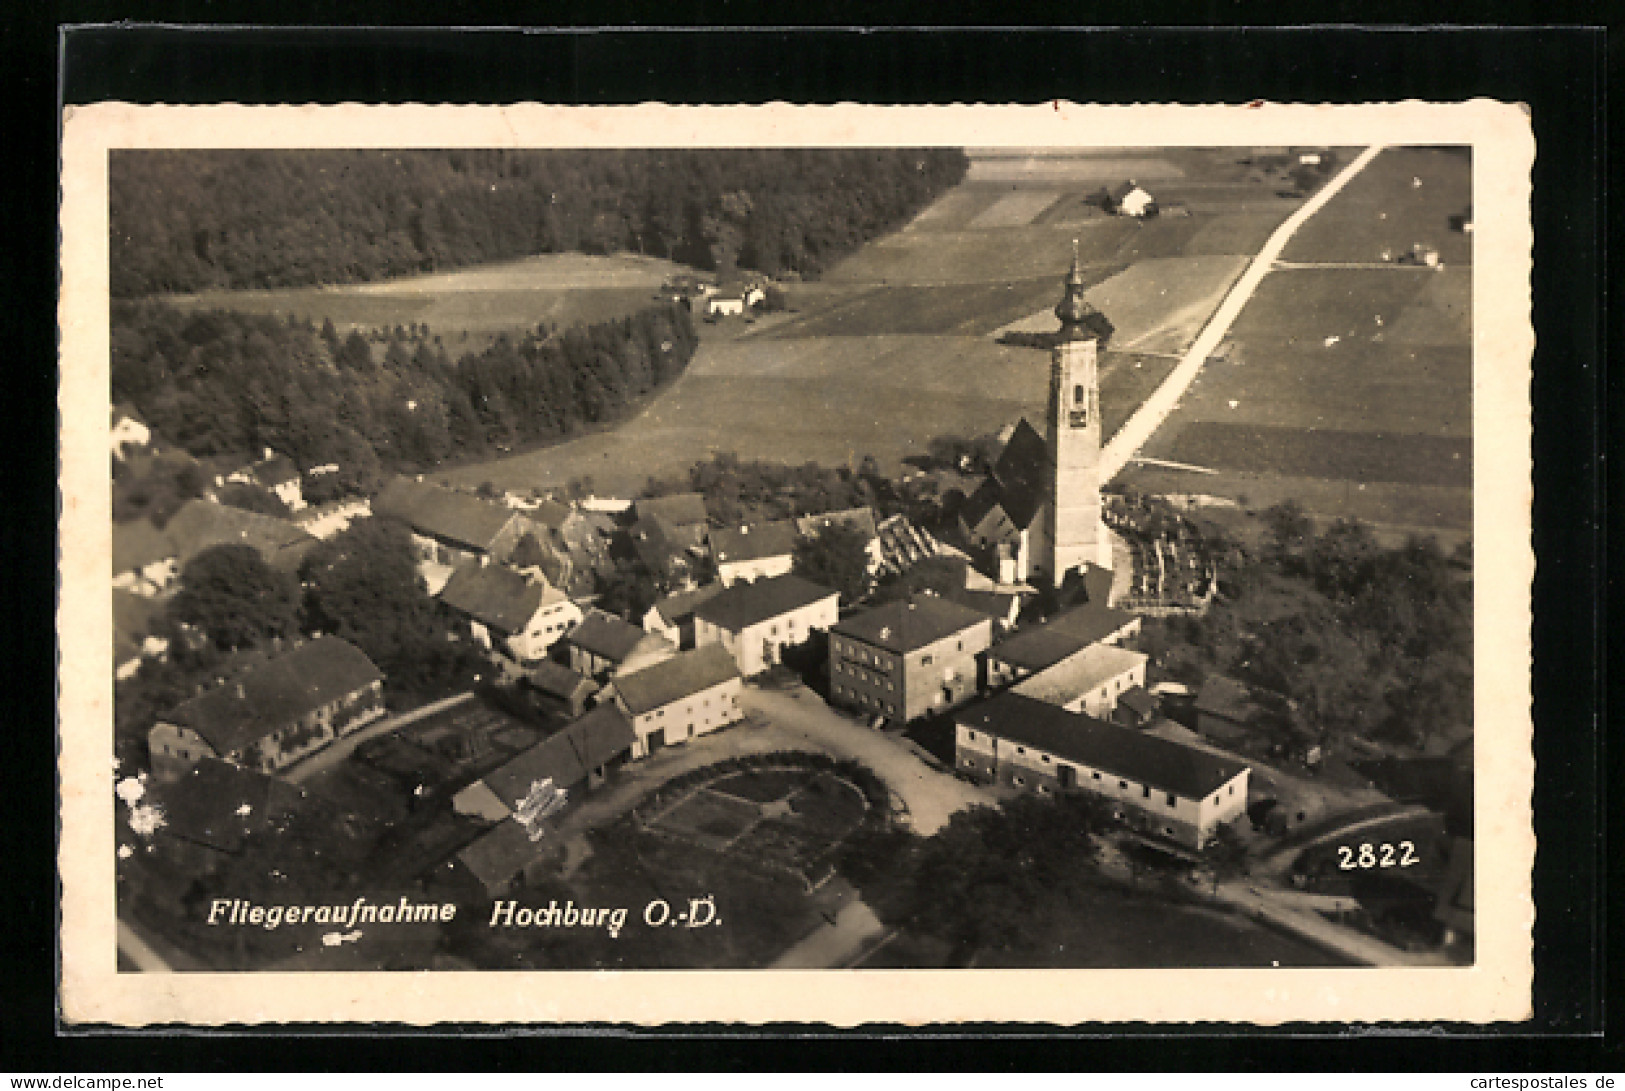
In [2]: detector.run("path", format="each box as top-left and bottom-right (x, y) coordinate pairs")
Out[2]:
(740, 684), (996, 834)
(1213, 881), (1452, 967)
(768, 878), (887, 969)
(1099, 145), (1386, 482)
(117, 918), (173, 973)
(282, 691), (475, 786)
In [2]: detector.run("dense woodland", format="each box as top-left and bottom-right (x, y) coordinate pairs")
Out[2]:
(110, 148), (969, 296)
(112, 300), (699, 490)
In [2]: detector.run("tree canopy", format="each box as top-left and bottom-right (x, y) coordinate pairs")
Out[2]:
(168, 544), (299, 650)
(791, 523), (873, 606)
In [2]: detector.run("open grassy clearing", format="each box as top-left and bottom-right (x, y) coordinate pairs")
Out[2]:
(965, 189), (1067, 228)
(1280, 146), (1472, 266)
(1180, 211), (1293, 255)
(1099, 352), (1183, 442)
(999, 255), (1249, 356)
(1163, 423), (1470, 489)
(1228, 266), (1456, 344)
(823, 222), (1135, 284)
(762, 270), (1121, 340)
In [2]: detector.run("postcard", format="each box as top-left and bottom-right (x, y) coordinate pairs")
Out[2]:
(59, 101), (1534, 1025)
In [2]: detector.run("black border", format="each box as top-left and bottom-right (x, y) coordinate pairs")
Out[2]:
(7, 19), (1611, 1071)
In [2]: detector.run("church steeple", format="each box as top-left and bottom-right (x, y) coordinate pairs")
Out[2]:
(1054, 240), (1099, 339)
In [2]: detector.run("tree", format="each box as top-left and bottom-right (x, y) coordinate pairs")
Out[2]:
(1200, 821), (1250, 894)
(870, 554), (967, 605)
(215, 481), (291, 518)
(594, 560), (660, 620)
(792, 523), (873, 605)
(168, 544), (299, 650)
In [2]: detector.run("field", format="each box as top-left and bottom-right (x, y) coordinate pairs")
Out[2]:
(161, 251), (694, 345)
(1119, 146), (1474, 536)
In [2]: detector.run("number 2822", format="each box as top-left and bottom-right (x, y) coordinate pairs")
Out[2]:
(1336, 841), (1418, 870)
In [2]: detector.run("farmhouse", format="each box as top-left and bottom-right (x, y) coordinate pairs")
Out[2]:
(437, 563), (582, 665)
(1012, 643), (1149, 720)
(523, 661), (600, 719)
(1109, 182), (1157, 218)
(452, 704), (638, 822)
(148, 636), (385, 779)
(642, 583), (724, 649)
(984, 599), (1141, 688)
(565, 609), (676, 680)
(634, 493), (710, 547)
(691, 573), (839, 676)
(373, 477), (543, 569)
(828, 594), (993, 724)
(455, 818), (545, 897)
(607, 644), (744, 759)
(955, 692), (1250, 850)
(711, 520), (800, 587)
(704, 277), (767, 317)
(162, 498), (318, 576)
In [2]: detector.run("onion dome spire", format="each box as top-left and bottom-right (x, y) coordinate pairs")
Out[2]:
(1054, 239), (1103, 340)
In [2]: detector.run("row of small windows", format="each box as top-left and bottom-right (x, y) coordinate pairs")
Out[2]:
(832, 686), (894, 716)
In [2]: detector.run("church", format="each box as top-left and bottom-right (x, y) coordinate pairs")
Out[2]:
(958, 253), (1118, 591)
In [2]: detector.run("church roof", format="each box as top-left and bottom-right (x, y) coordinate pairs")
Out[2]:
(988, 419), (1051, 531)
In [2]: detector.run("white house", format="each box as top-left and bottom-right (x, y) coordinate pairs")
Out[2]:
(608, 644), (744, 759)
(955, 692), (1250, 850)
(437, 563), (583, 665)
(1012, 643), (1149, 720)
(691, 573), (839, 676)
(710, 520), (801, 587)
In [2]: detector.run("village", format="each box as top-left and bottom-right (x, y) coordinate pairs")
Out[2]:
(111, 236), (1473, 973)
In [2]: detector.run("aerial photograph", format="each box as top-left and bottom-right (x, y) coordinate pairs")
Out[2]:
(107, 142), (1475, 973)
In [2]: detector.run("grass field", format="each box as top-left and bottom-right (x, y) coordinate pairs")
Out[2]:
(822, 223), (1130, 285)
(1164, 424), (1470, 488)
(163, 251), (695, 344)
(1280, 146), (1472, 266)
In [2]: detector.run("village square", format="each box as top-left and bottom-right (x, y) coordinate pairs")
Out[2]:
(108, 144), (1475, 973)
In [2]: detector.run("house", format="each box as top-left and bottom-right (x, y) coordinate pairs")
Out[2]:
(373, 477), (543, 569)
(943, 587), (1024, 632)
(955, 692), (1250, 850)
(630, 511), (699, 584)
(291, 496), (372, 540)
(984, 600), (1142, 688)
(827, 594), (994, 724)
(437, 563), (583, 665)
(148, 636), (386, 779)
(633, 493), (710, 549)
(524, 661), (601, 720)
(140, 758), (307, 871)
(1013, 643), (1149, 719)
(452, 704), (637, 822)
(110, 404), (150, 460)
(1114, 685), (1159, 728)
(226, 448), (306, 512)
(163, 498), (318, 576)
(565, 609), (676, 680)
(455, 818), (546, 897)
(1108, 181), (1157, 218)
(704, 278), (767, 317)
(710, 520), (801, 587)
(607, 644), (744, 759)
(1194, 675), (1260, 743)
(642, 583), (725, 649)
(691, 573), (839, 676)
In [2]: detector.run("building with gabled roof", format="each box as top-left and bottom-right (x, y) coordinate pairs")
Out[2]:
(692, 573), (838, 676)
(161, 498), (318, 576)
(565, 609), (676, 680)
(828, 594), (993, 724)
(956, 692), (1249, 849)
(635, 492), (710, 537)
(148, 636), (385, 779)
(872, 513), (946, 577)
(985, 600), (1142, 687)
(226, 449), (305, 511)
(437, 563), (582, 665)
(452, 704), (637, 822)
(642, 583), (725, 649)
(1012, 643), (1148, 719)
(455, 818), (545, 897)
(1115, 684), (1159, 728)
(711, 519), (801, 587)
(373, 476), (540, 568)
(607, 644), (744, 759)
(524, 661), (600, 719)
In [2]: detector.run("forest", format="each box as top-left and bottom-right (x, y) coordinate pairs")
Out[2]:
(111, 299), (700, 491)
(109, 148), (969, 296)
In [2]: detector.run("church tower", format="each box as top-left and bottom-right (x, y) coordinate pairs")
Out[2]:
(1038, 247), (1112, 586)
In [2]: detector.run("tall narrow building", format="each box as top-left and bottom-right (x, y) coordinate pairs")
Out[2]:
(1037, 251), (1113, 585)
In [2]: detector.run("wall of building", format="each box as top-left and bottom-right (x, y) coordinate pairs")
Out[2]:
(829, 618), (991, 724)
(625, 678), (743, 759)
(717, 554), (794, 588)
(700, 597), (838, 676)
(509, 599), (584, 663)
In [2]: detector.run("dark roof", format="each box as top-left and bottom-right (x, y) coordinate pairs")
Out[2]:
(692, 574), (837, 632)
(160, 637), (384, 758)
(796, 507), (878, 542)
(648, 583), (724, 626)
(149, 758), (305, 854)
(373, 477), (521, 553)
(636, 492), (710, 528)
(987, 419), (1051, 530)
(832, 594), (990, 654)
(567, 610), (664, 663)
(456, 819), (541, 890)
(438, 564), (552, 634)
(711, 520), (800, 566)
(528, 498), (572, 532)
(1195, 676), (1257, 722)
(251, 454), (300, 487)
(958, 478), (1004, 532)
(163, 499), (316, 572)
(945, 587), (1022, 622)
(613, 644), (740, 715)
(991, 603), (1138, 672)
(1118, 685), (1158, 717)
(960, 692), (1249, 800)
(112, 518), (175, 574)
(482, 705), (636, 805)
(526, 661), (599, 703)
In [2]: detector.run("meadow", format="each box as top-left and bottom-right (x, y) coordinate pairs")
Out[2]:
(1280, 146), (1473, 266)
